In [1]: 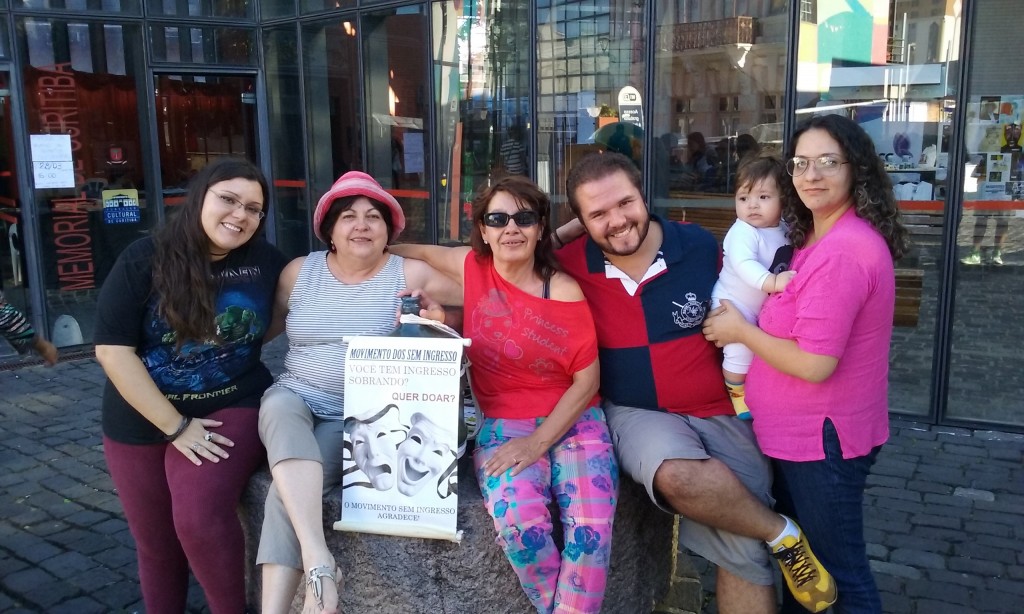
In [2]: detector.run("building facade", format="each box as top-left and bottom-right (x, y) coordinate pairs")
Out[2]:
(1, 0), (1021, 431)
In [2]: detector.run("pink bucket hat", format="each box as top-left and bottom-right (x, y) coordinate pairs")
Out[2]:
(312, 171), (406, 243)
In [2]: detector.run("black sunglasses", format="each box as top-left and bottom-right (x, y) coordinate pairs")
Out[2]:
(482, 210), (540, 228)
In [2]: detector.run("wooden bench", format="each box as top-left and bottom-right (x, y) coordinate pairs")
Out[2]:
(665, 207), (924, 327)
(901, 210), (944, 248)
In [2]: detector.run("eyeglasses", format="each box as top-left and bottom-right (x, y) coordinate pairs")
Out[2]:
(482, 210), (540, 228)
(786, 155), (848, 177)
(209, 190), (265, 220)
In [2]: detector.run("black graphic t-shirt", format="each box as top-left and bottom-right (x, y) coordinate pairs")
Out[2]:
(95, 237), (287, 444)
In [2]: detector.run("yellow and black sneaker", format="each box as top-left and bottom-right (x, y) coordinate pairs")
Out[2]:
(770, 521), (837, 613)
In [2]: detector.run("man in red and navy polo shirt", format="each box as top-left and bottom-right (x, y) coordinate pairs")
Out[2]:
(553, 152), (835, 613)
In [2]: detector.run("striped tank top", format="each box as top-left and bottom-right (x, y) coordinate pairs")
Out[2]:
(272, 251), (406, 418)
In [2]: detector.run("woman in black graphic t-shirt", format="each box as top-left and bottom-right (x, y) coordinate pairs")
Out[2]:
(94, 158), (287, 614)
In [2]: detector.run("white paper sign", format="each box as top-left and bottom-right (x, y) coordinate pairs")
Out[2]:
(403, 132), (425, 174)
(30, 134), (72, 161)
(30, 134), (75, 189)
(334, 336), (465, 542)
(32, 160), (76, 189)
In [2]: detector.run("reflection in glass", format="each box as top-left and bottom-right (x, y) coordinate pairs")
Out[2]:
(432, 0), (531, 244)
(362, 7), (430, 244)
(260, 0), (295, 19)
(947, 2), (1023, 428)
(651, 3), (788, 213)
(793, 2), (961, 418)
(300, 0), (354, 14)
(265, 25), (308, 259)
(154, 75), (257, 193)
(538, 0), (646, 227)
(13, 0), (142, 14)
(0, 15), (8, 59)
(150, 23), (255, 65)
(146, 0), (252, 19)
(301, 18), (362, 251)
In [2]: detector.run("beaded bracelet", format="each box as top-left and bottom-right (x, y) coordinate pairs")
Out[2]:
(164, 416), (192, 442)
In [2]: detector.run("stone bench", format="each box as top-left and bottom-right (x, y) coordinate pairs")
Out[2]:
(240, 455), (674, 613)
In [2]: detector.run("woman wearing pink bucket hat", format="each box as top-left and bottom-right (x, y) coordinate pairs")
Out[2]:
(312, 171), (406, 244)
(256, 171), (460, 614)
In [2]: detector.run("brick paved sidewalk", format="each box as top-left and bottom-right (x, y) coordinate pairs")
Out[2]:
(1, 352), (1022, 613)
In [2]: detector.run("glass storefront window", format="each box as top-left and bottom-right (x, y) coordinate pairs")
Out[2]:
(260, 0), (294, 20)
(947, 2), (1022, 428)
(537, 0), (647, 226)
(651, 2), (790, 214)
(149, 23), (256, 65)
(145, 0), (253, 19)
(361, 6), (431, 244)
(793, 2), (961, 418)
(13, 0), (141, 14)
(301, 17), (362, 252)
(17, 17), (148, 347)
(431, 0), (531, 244)
(264, 24), (308, 259)
(153, 74), (258, 196)
(300, 0), (353, 15)
(0, 16), (9, 58)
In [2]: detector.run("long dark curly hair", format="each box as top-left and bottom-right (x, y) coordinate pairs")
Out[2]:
(469, 175), (559, 282)
(151, 158), (269, 343)
(782, 114), (909, 260)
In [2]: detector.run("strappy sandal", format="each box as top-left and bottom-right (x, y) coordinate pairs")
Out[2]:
(306, 564), (341, 611)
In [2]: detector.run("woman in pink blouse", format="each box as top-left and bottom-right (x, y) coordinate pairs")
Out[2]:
(703, 114), (909, 614)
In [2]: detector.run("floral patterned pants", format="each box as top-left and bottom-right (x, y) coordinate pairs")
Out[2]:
(473, 407), (619, 614)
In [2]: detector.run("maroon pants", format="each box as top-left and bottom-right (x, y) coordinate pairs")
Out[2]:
(103, 406), (265, 614)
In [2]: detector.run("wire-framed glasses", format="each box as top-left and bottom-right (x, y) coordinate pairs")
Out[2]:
(208, 190), (265, 219)
(786, 155), (848, 177)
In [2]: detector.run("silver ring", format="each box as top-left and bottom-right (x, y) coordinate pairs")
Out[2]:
(192, 442), (201, 452)
(204, 431), (214, 442)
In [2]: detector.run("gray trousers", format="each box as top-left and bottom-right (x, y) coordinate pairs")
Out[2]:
(256, 386), (346, 569)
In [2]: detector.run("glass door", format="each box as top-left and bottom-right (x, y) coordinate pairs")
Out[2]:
(153, 73), (259, 208)
(19, 17), (148, 348)
(946, 3), (1023, 429)
(362, 6), (432, 244)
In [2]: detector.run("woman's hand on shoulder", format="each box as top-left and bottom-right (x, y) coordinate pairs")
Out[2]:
(547, 271), (585, 301)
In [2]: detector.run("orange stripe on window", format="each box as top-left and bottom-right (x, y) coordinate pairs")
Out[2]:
(386, 189), (430, 199)
(899, 200), (1022, 212)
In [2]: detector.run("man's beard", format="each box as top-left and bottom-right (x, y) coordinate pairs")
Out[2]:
(589, 214), (651, 257)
